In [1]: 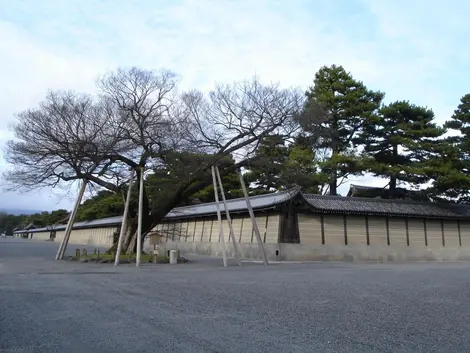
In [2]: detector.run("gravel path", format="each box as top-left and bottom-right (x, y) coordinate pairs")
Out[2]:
(1, 238), (470, 352)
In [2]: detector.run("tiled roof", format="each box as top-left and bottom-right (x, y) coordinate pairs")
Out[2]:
(13, 189), (470, 233)
(347, 184), (430, 201)
(24, 223), (36, 230)
(13, 190), (300, 233)
(444, 203), (470, 217)
(14, 216), (122, 234)
(166, 188), (301, 219)
(302, 193), (469, 219)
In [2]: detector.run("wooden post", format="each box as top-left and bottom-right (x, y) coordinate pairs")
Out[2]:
(115, 171), (135, 266)
(405, 218), (410, 246)
(423, 218), (428, 246)
(440, 219), (445, 247)
(136, 167), (144, 267)
(215, 166), (241, 266)
(365, 216), (370, 246)
(238, 169), (268, 265)
(212, 166), (228, 267)
(55, 179), (87, 260)
(385, 216), (390, 246)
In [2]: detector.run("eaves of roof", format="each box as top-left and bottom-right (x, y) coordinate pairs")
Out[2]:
(301, 193), (469, 219)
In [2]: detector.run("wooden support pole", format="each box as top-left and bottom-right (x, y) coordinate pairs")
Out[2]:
(56, 180), (87, 260)
(212, 166), (228, 267)
(136, 167), (144, 267)
(115, 171), (135, 266)
(215, 165), (241, 266)
(238, 169), (268, 265)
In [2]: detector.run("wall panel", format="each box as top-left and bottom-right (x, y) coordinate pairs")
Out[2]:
(426, 219), (443, 248)
(297, 213), (322, 245)
(197, 220), (209, 242)
(230, 218), (243, 243)
(368, 216), (388, 245)
(388, 218), (407, 246)
(408, 219), (426, 246)
(255, 214), (267, 243)
(265, 214), (280, 243)
(32, 231), (51, 241)
(443, 220), (459, 247)
(460, 221), (470, 246)
(346, 216), (367, 245)
(180, 221), (190, 242)
(240, 216), (253, 243)
(323, 215), (345, 245)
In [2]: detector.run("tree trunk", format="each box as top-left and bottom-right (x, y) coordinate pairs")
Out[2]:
(106, 157), (257, 254)
(329, 151), (338, 196)
(328, 132), (339, 196)
(122, 220), (138, 253)
(329, 177), (337, 196)
(389, 176), (397, 192)
(389, 144), (398, 195)
(125, 231), (137, 254)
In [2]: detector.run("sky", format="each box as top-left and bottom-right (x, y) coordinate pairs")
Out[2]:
(0, 0), (469, 212)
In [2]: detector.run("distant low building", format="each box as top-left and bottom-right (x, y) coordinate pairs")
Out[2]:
(347, 184), (430, 201)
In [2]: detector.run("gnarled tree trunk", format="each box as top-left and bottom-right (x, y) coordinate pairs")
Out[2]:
(106, 157), (256, 254)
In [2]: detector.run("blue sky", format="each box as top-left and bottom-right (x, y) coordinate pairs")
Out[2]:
(0, 0), (469, 211)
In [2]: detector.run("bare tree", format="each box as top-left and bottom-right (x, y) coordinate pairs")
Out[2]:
(3, 91), (129, 193)
(3, 67), (305, 254)
(96, 70), (304, 253)
(184, 79), (301, 156)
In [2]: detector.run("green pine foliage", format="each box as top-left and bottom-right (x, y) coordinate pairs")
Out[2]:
(361, 101), (445, 193)
(7, 67), (470, 222)
(302, 65), (384, 195)
(146, 151), (243, 205)
(283, 135), (326, 193)
(243, 134), (325, 193)
(243, 135), (289, 192)
(430, 94), (470, 202)
(76, 191), (124, 221)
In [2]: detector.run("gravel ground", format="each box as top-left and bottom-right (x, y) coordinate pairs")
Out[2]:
(1, 237), (470, 353)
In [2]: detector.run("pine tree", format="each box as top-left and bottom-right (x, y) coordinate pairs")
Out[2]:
(431, 94), (470, 202)
(146, 152), (243, 204)
(244, 135), (289, 192)
(361, 101), (445, 194)
(281, 135), (326, 193)
(302, 65), (384, 195)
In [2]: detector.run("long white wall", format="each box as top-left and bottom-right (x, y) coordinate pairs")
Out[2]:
(298, 213), (469, 248)
(29, 227), (118, 248)
(153, 212), (280, 244)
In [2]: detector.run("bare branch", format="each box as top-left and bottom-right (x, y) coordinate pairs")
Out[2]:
(183, 77), (303, 159)
(2, 91), (127, 193)
(97, 67), (181, 166)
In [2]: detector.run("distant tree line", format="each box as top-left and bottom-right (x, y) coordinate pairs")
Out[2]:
(3, 64), (470, 251)
(0, 209), (69, 234)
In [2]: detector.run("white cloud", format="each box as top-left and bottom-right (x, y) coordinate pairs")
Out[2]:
(0, 0), (469, 210)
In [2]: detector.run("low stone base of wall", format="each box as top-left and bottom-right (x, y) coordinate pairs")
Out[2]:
(145, 241), (282, 261)
(151, 241), (470, 262)
(280, 244), (470, 262)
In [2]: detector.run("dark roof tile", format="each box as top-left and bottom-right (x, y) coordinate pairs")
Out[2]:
(302, 193), (469, 218)
(166, 188), (301, 219)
